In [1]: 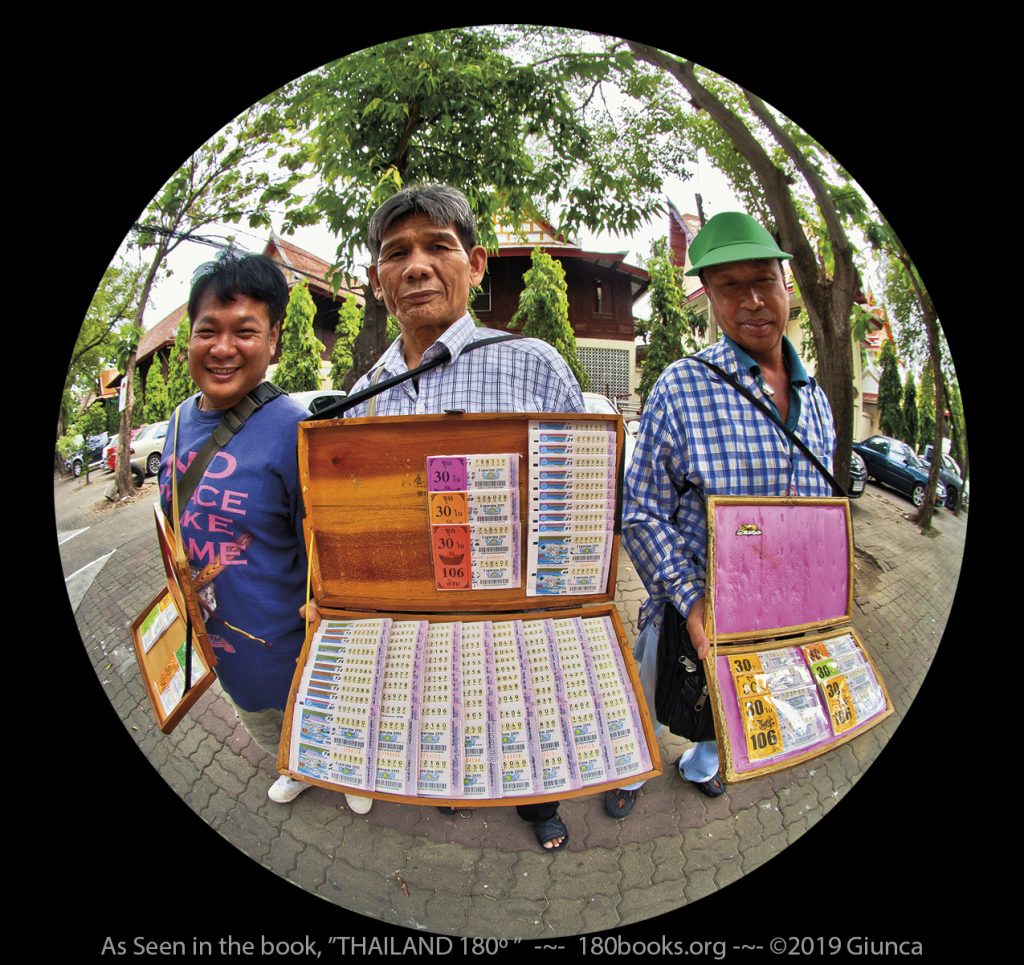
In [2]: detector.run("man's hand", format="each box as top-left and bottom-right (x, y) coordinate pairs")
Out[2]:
(300, 600), (320, 627)
(685, 596), (711, 660)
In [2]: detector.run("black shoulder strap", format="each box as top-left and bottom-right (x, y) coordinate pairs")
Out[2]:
(688, 356), (846, 498)
(312, 333), (524, 421)
(176, 381), (284, 509)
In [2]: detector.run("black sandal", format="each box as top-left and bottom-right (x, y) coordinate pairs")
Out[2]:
(689, 772), (725, 798)
(603, 788), (639, 819)
(532, 813), (569, 851)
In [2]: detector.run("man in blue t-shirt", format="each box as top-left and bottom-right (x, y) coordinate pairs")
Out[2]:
(159, 253), (334, 807)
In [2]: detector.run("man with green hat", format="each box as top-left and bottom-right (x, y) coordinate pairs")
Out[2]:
(603, 211), (837, 819)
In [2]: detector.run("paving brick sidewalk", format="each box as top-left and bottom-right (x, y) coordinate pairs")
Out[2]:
(68, 485), (966, 937)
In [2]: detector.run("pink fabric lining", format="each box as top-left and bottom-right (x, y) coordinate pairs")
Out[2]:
(712, 503), (849, 635)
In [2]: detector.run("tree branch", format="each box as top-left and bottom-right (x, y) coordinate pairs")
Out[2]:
(743, 91), (857, 317)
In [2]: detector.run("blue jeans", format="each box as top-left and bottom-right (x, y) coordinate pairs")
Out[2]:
(619, 619), (719, 790)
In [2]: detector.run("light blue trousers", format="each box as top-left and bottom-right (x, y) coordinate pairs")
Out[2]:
(619, 619), (719, 789)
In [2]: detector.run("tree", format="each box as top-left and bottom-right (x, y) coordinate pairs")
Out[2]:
(131, 368), (146, 429)
(877, 340), (904, 441)
(143, 362), (170, 424)
(624, 42), (863, 486)
(918, 365), (936, 455)
(58, 262), (143, 453)
(329, 294), (363, 390)
(901, 374), (918, 449)
(166, 315), (196, 410)
(511, 247), (589, 390)
(867, 218), (946, 530)
(637, 237), (705, 404)
(944, 377), (968, 516)
(273, 282), (324, 392)
(267, 27), (690, 387)
(102, 398), (120, 436)
(110, 105), (298, 498)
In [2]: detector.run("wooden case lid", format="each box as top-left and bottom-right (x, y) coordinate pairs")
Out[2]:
(299, 412), (623, 613)
(705, 496), (853, 643)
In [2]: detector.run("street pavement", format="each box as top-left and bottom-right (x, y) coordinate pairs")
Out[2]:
(57, 470), (967, 939)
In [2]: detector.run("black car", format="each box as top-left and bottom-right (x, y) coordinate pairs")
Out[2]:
(848, 450), (867, 498)
(852, 435), (946, 508)
(67, 432), (109, 477)
(921, 446), (966, 511)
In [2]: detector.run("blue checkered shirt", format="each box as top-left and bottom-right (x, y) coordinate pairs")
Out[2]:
(344, 314), (586, 417)
(623, 336), (836, 633)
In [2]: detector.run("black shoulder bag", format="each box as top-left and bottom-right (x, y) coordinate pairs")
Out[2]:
(654, 355), (844, 741)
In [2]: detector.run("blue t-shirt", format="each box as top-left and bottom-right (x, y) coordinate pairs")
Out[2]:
(159, 391), (309, 711)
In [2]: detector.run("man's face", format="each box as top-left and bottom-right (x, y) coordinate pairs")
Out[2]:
(369, 213), (487, 338)
(703, 259), (790, 365)
(188, 292), (279, 410)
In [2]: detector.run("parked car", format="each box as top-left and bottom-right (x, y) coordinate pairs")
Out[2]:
(921, 445), (966, 511)
(583, 392), (636, 467)
(106, 428), (144, 473)
(287, 389), (347, 416)
(852, 435), (946, 508)
(102, 435), (119, 472)
(848, 450), (867, 498)
(128, 420), (170, 485)
(67, 432), (109, 477)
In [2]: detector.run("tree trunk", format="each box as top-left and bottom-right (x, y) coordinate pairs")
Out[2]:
(914, 341), (944, 531)
(943, 374), (968, 518)
(625, 41), (856, 489)
(342, 285), (390, 391)
(114, 351), (138, 498)
(114, 241), (166, 498)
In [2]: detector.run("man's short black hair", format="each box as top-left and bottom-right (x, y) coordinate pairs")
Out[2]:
(188, 252), (289, 329)
(698, 258), (786, 287)
(367, 184), (478, 260)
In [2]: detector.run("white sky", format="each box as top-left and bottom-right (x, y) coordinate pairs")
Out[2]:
(140, 158), (741, 330)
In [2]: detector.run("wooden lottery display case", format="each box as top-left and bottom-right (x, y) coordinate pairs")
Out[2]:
(703, 496), (894, 782)
(129, 506), (217, 733)
(278, 412), (662, 806)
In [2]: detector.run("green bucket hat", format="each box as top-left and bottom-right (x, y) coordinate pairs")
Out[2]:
(685, 211), (792, 276)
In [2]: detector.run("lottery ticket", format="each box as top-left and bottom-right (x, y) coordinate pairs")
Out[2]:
(426, 454), (520, 492)
(529, 420), (613, 433)
(500, 751), (535, 796)
(732, 663), (815, 698)
(839, 664), (886, 719)
(532, 470), (617, 492)
(428, 489), (521, 526)
(573, 739), (608, 786)
(140, 594), (178, 652)
(470, 523), (519, 556)
(531, 429), (618, 452)
(470, 551), (520, 590)
(774, 698), (831, 750)
(528, 532), (612, 569)
(466, 489), (519, 525)
(530, 563), (606, 596)
(460, 621), (499, 798)
(532, 495), (610, 518)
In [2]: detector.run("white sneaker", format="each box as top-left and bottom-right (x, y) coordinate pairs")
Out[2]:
(268, 775), (310, 803)
(345, 794), (373, 814)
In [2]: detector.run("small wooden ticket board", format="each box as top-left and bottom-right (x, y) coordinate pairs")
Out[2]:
(703, 496), (893, 782)
(278, 413), (662, 806)
(129, 506), (217, 733)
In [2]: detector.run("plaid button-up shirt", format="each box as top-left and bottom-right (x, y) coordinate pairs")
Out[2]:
(344, 314), (586, 417)
(623, 336), (836, 633)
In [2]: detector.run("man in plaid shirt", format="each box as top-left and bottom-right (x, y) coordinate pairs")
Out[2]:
(605, 212), (836, 819)
(290, 184), (583, 851)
